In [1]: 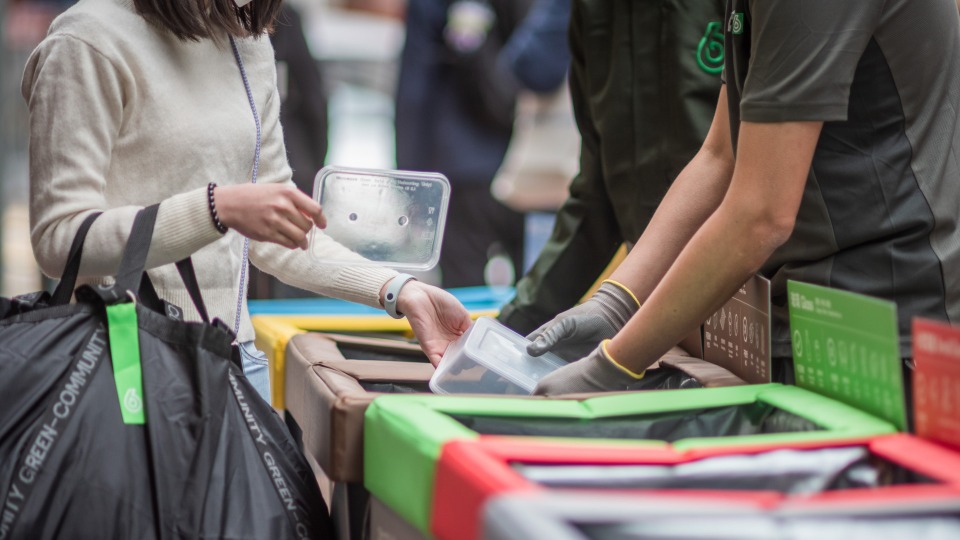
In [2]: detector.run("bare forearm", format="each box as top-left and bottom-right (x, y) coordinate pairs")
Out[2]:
(608, 201), (783, 372)
(608, 143), (734, 302)
(609, 86), (734, 303)
(609, 120), (822, 373)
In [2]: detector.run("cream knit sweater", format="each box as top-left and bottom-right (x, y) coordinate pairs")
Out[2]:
(22, 0), (398, 342)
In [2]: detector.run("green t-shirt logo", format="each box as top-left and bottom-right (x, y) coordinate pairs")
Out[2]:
(697, 21), (724, 75)
(730, 12), (745, 35)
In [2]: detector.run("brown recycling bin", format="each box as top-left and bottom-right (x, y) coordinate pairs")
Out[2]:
(284, 332), (434, 484)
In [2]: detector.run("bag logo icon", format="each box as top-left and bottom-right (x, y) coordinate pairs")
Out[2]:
(696, 21), (724, 75)
(729, 12), (744, 35)
(166, 304), (182, 320)
(123, 388), (143, 414)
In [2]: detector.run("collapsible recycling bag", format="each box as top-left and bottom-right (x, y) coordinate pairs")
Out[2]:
(432, 434), (960, 540)
(284, 332), (433, 484)
(283, 332), (433, 540)
(363, 386), (896, 535)
(0, 206), (332, 539)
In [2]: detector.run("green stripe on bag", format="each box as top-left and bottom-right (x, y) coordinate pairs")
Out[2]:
(106, 303), (145, 424)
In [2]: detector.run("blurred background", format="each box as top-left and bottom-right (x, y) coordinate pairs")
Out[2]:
(0, 0), (577, 299)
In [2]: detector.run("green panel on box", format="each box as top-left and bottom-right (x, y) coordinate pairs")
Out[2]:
(363, 387), (896, 534)
(364, 397), (478, 535)
(582, 384), (770, 417)
(673, 385), (897, 450)
(389, 394), (588, 418)
(787, 280), (907, 431)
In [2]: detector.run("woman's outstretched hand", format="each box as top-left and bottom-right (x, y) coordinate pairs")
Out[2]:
(396, 281), (472, 366)
(214, 184), (326, 249)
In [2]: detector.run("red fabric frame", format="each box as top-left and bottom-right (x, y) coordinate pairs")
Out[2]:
(431, 434), (960, 540)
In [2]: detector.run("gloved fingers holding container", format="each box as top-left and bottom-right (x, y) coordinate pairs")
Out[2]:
(526, 280), (640, 362)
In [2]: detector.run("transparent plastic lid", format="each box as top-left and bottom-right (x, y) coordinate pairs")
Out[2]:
(309, 166), (450, 270)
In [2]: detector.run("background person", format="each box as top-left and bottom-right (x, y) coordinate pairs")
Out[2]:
(394, 0), (533, 288)
(497, 0), (725, 339)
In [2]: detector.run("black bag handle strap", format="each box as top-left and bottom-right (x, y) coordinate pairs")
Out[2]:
(136, 272), (167, 313)
(113, 204), (160, 295)
(94, 205), (212, 323)
(50, 211), (103, 305)
(175, 258), (210, 323)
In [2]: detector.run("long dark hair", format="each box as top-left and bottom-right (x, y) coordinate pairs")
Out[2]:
(133, 0), (283, 41)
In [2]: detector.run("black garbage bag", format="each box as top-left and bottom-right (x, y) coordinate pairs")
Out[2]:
(0, 206), (332, 539)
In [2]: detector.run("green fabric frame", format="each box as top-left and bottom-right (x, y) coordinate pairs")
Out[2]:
(363, 384), (896, 535)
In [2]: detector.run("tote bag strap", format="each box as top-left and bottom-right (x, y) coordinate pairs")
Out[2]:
(93, 205), (211, 322)
(175, 258), (209, 323)
(49, 211), (103, 305)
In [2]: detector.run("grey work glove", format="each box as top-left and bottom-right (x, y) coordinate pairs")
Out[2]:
(526, 281), (640, 362)
(533, 341), (645, 396)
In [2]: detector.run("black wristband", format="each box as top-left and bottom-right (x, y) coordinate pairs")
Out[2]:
(207, 182), (228, 234)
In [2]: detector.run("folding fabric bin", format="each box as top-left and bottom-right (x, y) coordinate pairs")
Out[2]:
(284, 332), (433, 483)
(432, 434), (960, 540)
(282, 331), (434, 540)
(481, 491), (960, 540)
(363, 385), (896, 536)
(253, 316), (415, 410)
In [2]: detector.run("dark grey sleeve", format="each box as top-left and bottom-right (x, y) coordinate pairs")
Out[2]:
(741, 0), (883, 123)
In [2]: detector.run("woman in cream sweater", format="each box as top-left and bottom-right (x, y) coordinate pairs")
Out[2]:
(22, 0), (472, 402)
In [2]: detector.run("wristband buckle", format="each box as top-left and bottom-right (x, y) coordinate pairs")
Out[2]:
(384, 274), (417, 319)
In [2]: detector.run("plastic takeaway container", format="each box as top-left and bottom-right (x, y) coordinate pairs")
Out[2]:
(430, 317), (566, 395)
(310, 166), (451, 271)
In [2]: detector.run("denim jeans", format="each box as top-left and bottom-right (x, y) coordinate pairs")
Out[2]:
(238, 340), (271, 404)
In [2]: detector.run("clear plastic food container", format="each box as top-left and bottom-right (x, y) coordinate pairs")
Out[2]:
(309, 166), (450, 271)
(430, 317), (566, 395)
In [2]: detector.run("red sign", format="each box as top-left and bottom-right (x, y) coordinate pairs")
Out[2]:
(913, 318), (960, 449)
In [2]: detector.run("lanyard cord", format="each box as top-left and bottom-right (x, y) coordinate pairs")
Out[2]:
(229, 36), (261, 337)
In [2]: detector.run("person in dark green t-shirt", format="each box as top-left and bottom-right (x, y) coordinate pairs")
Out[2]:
(531, 0), (960, 395)
(497, 0), (726, 336)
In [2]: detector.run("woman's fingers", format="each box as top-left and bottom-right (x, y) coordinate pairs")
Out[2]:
(273, 217), (310, 250)
(214, 183), (326, 250)
(290, 190), (326, 229)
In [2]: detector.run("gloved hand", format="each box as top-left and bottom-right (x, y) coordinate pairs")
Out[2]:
(526, 281), (640, 362)
(533, 340), (645, 396)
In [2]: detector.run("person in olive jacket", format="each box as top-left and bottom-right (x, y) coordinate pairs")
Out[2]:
(498, 0), (725, 334)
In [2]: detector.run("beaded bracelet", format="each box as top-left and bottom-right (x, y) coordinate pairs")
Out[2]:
(207, 182), (228, 234)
